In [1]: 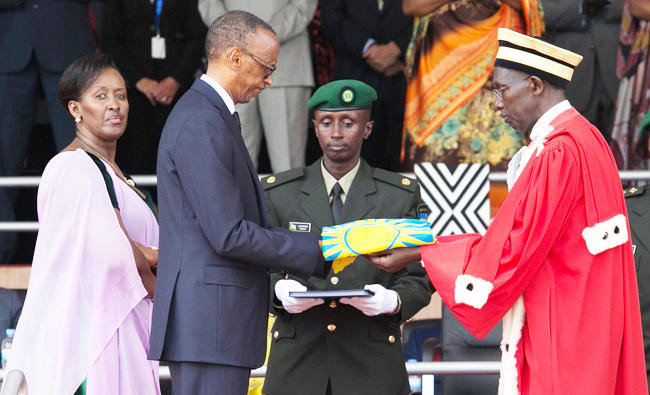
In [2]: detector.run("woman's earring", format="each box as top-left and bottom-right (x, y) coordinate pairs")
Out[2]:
(75, 117), (82, 123)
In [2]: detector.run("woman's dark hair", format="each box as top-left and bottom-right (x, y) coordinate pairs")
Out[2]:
(58, 53), (122, 109)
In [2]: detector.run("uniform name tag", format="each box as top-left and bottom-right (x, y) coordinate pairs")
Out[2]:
(289, 222), (311, 232)
(151, 35), (166, 59)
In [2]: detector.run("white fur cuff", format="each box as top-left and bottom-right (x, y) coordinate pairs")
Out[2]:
(454, 274), (494, 309)
(582, 214), (628, 255)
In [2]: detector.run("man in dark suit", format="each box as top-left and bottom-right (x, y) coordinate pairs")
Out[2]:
(0, 0), (98, 261)
(261, 80), (432, 395)
(320, 0), (412, 171)
(102, 0), (207, 176)
(149, 11), (330, 395)
(542, 0), (623, 141)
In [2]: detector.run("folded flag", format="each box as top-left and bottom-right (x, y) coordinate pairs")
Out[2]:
(321, 219), (437, 271)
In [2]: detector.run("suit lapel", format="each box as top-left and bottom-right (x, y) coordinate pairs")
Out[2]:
(340, 160), (375, 223)
(226, 116), (267, 227)
(228, 115), (260, 187)
(194, 79), (267, 225)
(300, 160), (336, 228)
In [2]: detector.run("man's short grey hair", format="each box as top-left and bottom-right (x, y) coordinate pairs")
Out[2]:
(205, 10), (276, 61)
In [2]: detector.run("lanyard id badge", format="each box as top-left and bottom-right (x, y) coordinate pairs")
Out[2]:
(151, 0), (166, 59)
(152, 35), (166, 59)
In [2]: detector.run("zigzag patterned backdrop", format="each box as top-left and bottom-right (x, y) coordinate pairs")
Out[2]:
(414, 163), (490, 236)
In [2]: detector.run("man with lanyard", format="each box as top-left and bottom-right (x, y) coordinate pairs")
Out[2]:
(101, 0), (206, 175)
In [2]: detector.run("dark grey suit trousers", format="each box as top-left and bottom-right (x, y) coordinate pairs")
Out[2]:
(168, 361), (251, 395)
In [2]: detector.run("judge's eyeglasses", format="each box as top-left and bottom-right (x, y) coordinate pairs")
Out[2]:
(492, 75), (533, 101)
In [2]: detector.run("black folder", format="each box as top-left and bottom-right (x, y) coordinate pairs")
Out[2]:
(289, 289), (375, 298)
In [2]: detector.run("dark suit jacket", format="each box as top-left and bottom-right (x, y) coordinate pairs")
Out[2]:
(261, 159), (432, 395)
(101, 0), (206, 89)
(542, 0), (622, 112)
(320, 0), (411, 113)
(625, 184), (650, 392)
(149, 79), (328, 368)
(0, 0), (97, 73)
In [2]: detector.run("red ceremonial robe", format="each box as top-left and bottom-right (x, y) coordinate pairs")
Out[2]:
(421, 103), (647, 394)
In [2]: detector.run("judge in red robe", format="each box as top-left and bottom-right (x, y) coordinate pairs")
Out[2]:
(368, 29), (648, 395)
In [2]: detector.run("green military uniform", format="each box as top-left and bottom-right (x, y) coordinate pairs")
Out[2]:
(261, 159), (433, 395)
(625, 184), (650, 393)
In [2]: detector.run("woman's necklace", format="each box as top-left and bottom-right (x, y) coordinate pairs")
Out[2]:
(75, 140), (144, 197)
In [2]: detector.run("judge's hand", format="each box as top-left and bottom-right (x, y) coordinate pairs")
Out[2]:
(365, 246), (422, 273)
(275, 279), (324, 314)
(153, 77), (180, 106)
(135, 77), (159, 106)
(340, 284), (399, 316)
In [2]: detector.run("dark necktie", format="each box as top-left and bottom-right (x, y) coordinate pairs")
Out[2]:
(233, 111), (240, 126)
(331, 182), (343, 224)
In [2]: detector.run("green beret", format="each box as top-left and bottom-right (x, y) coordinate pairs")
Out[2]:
(307, 79), (377, 111)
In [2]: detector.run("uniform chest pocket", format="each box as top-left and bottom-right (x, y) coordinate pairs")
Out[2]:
(369, 317), (401, 344)
(271, 317), (296, 342)
(204, 265), (251, 288)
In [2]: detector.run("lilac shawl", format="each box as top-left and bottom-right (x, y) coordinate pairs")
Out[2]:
(6, 149), (159, 394)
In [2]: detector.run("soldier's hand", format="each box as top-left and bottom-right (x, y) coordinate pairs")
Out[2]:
(340, 284), (399, 316)
(275, 279), (324, 314)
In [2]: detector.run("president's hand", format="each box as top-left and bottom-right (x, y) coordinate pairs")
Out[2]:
(275, 279), (324, 314)
(340, 284), (399, 316)
(365, 246), (422, 273)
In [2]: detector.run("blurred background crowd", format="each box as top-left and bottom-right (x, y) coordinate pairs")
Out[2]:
(0, 0), (648, 263)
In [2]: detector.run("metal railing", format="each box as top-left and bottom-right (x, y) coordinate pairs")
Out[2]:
(154, 361), (501, 380)
(1, 361), (500, 381)
(0, 364), (498, 395)
(3, 171), (650, 188)
(0, 362), (496, 395)
(2, 171), (649, 233)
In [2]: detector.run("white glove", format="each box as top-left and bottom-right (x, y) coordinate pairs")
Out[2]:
(340, 284), (399, 316)
(275, 279), (324, 314)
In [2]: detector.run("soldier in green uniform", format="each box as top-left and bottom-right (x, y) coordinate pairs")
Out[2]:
(261, 80), (433, 395)
(625, 110), (650, 393)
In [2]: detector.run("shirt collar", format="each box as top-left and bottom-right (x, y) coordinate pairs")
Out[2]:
(321, 159), (361, 204)
(200, 74), (236, 114)
(529, 100), (572, 142)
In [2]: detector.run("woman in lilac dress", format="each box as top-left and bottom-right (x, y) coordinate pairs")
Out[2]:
(4, 54), (160, 395)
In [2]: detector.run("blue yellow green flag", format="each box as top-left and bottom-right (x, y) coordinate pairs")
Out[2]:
(321, 219), (437, 272)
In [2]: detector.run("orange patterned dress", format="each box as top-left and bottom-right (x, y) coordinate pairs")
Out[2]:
(401, 0), (544, 170)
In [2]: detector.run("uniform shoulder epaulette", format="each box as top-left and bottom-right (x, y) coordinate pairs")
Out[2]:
(372, 168), (417, 192)
(261, 168), (305, 191)
(623, 185), (648, 198)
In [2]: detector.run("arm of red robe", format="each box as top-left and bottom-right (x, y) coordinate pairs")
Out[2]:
(421, 141), (581, 339)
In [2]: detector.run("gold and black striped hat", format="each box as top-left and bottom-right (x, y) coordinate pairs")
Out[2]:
(495, 28), (583, 88)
